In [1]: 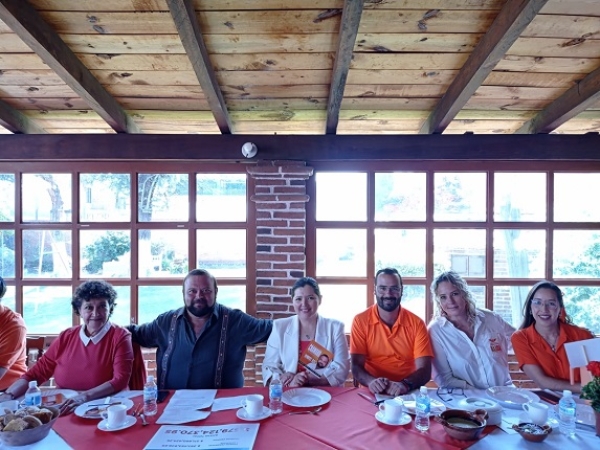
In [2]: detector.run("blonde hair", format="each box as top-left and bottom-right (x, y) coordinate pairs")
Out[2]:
(431, 271), (478, 323)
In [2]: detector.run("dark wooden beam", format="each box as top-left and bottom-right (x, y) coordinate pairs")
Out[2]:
(326, 0), (364, 135)
(515, 65), (600, 134)
(419, 0), (549, 134)
(0, 99), (47, 134)
(1, 134), (599, 161)
(0, 0), (139, 134)
(167, 0), (232, 134)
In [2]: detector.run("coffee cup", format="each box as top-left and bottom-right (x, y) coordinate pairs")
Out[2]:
(101, 404), (128, 429)
(241, 394), (264, 418)
(522, 402), (548, 426)
(379, 398), (404, 423)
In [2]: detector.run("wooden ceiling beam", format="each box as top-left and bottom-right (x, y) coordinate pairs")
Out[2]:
(0, 0), (139, 134)
(515, 65), (600, 134)
(167, 0), (232, 134)
(0, 99), (47, 134)
(326, 0), (364, 135)
(419, 0), (549, 134)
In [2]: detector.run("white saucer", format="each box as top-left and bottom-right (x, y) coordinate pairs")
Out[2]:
(236, 406), (272, 421)
(97, 415), (137, 432)
(375, 411), (411, 426)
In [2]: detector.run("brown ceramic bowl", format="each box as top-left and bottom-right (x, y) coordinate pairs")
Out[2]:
(434, 408), (488, 441)
(512, 422), (552, 443)
(0, 406), (60, 447)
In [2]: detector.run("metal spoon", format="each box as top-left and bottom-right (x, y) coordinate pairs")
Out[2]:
(288, 406), (322, 415)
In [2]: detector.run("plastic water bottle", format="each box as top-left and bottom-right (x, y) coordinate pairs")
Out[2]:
(558, 389), (576, 436)
(269, 372), (283, 414)
(415, 386), (430, 431)
(24, 380), (42, 407)
(143, 375), (158, 416)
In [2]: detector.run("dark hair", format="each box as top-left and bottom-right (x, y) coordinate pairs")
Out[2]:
(519, 280), (572, 329)
(183, 269), (218, 292)
(290, 277), (321, 297)
(375, 267), (403, 288)
(0, 276), (6, 299)
(431, 271), (478, 322)
(71, 280), (117, 316)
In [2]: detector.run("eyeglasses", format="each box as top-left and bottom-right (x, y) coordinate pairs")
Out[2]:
(188, 288), (214, 296)
(436, 387), (466, 403)
(376, 286), (401, 294)
(531, 299), (559, 310)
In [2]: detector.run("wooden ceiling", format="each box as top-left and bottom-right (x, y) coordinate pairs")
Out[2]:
(0, 0), (599, 136)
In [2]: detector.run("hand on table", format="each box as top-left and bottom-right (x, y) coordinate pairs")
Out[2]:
(288, 372), (308, 387)
(385, 381), (409, 397)
(59, 394), (87, 415)
(368, 377), (389, 394)
(281, 372), (295, 387)
(0, 393), (12, 403)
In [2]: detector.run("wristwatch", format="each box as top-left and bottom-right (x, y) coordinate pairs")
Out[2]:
(400, 379), (414, 391)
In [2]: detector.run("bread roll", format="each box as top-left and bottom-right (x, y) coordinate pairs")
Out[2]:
(31, 409), (53, 424)
(3, 418), (28, 432)
(22, 415), (43, 429)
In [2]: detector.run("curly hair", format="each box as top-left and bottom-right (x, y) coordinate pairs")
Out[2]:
(519, 280), (572, 330)
(71, 280), (117, 316)
(430, 271), (478, 323)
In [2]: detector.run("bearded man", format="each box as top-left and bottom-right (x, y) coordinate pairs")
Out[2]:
(129, 269), (271, 389)
(350, 268), (432, 396)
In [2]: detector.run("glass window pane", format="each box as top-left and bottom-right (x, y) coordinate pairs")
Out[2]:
(316, 229), (366, 277)
(0, 230), (15, 277)
(319, 284), (366, 332)
(316, 173), (366, 221)
(22, 174), (72, 222)
(402, 285), (426, 321)
(493, 229), (545, 278)
(433, 229), (486, 277)
(1, 284), (15, 311)
(375, 172), (426, 221)
(217, 285), (246, 312)
(109, 286), (131, 327)
(139, 230), (189, 278)
(80, 230), (130, 278)
(494, 173), (546, 222)
(554, 230), (600, 279)
(197, 230), (245, 277)
(554, 174), (600, 222)
(138, 174), (188, 222)
(375, 229), (425, 277)
(197, 174), (246, 222)
(434, 173), (487, 222)
(493, 285), (530, 328)
(80, 173), (131, 222)
(0, 174), (15, 222)
(23, 286), (73, 334)
(22, 230), (72, 278)
(138, 286), (182, 324)
(562, 286), (600, 335)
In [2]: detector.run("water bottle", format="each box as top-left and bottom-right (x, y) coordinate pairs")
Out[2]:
(24, 380), (42, 407)
(558, 389), (576, 436)
(269, 372), (283, 414)
(415, 386), (430, 431)
(143, 375), (158, 416)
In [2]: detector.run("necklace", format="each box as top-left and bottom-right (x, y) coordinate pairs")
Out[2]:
(542, 334), (558, 351)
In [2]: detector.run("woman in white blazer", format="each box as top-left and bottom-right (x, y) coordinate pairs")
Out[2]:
(262, 277), (350, 387)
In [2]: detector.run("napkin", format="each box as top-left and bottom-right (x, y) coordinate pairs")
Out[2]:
(156, 408), (210, 424)
(211, 395), (248, 412)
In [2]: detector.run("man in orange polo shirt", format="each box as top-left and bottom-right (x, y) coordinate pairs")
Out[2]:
(351, 268), (433, 396)
(0, 276), (27, 391)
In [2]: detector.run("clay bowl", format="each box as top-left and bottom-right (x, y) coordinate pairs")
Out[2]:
(512, 422), (552, 443)
(434, 408), (488, 441)
(0, 406), (60, 447)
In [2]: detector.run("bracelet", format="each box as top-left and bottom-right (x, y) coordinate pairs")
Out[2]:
(400, 379), (414, 391)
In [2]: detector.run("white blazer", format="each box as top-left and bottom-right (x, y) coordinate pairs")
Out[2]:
(262, 315), (350, 386)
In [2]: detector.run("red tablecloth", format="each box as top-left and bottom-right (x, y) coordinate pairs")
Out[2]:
(53, 387), (493, 450)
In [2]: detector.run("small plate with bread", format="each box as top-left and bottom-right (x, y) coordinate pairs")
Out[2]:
(74, 398), (134, 419)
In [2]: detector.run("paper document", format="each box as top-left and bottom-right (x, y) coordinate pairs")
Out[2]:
(212, 395), (247, 411)
(144, 424), (259, 450)
(168, 389), (217, 408)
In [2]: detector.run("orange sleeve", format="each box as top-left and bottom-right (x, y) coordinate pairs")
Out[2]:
(511, 329), (537, 369)
(349, 314), (368, 355)
(0, 317), (26, 369)
(411, 316), (434, 359)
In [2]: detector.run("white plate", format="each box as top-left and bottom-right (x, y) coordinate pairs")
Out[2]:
(236, 406), (272, 421)
(75, 398), (134, 419)
(375, 411), (412, 426)
(486, 386), (540, 410)
(97, 415), (136, 432)
(282, 388), (331, 408)
(402, 399), (446, 416)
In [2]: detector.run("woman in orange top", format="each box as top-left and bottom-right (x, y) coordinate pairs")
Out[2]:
(511, 280), (594, 393)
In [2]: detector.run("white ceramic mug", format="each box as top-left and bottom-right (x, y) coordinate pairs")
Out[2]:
(522, 402), (549, 426)
(241, 394), (264, 418)
(101, 404), (128, 428)
(379, 398), (404, 423)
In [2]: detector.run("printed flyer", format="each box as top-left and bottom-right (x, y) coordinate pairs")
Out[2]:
(144, 424), (259, 450)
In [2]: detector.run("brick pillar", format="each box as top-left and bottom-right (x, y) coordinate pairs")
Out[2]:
(246, 160), (313, 385)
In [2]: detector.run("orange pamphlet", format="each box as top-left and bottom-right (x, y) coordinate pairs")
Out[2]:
(299, 340), (334, 377)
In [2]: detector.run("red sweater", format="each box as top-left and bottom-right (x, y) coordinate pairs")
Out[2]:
(24, 324), (133, 392)
(0, 305), (27, 390)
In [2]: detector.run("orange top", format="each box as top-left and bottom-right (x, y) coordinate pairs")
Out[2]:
(0, 305), (27, 390)
(350, 305), (433, 381)
(511, 321), (593, 383)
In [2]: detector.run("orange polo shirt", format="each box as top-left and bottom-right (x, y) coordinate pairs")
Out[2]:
(511, 321), (594, 383)
(350, 305), (433, 381)
(0, 305), (27, 390)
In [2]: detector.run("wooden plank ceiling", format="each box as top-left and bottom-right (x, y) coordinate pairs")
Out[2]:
(0, 0), (599, 136)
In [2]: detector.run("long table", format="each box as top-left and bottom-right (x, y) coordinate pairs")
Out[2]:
(51, 387), (598, 450)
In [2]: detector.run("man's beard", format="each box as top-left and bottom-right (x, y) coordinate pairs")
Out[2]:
(376, 295), (401, 312)
(186, 302), (214, 318)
